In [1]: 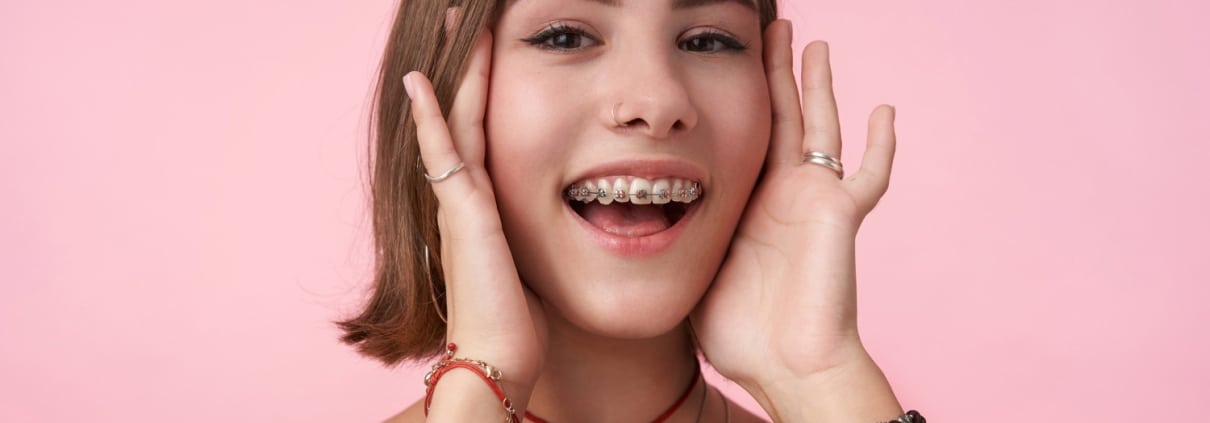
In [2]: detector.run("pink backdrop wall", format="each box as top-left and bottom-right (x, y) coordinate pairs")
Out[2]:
(2, 0), (1207, 421)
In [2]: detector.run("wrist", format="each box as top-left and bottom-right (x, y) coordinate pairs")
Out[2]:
(441, 331), (545, 388)
(741, 349), (902, 423)
(427, 370), (533, 422)
(423, 343), (536, 423)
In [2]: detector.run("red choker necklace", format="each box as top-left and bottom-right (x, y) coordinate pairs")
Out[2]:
(523, 365), (702, 423)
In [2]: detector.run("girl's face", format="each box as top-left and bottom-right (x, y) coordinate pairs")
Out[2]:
(486, 0), (770, 337)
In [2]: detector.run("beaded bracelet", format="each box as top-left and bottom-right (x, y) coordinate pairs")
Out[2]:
(881, 409), (926, 423)
(423, 343), (519, 423)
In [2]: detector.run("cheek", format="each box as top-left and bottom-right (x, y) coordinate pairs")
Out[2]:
(483, 68), (572, 187)
(482, 60), (586, 256)
(483, 50), (599, 150)
(703, 71), (772, 184)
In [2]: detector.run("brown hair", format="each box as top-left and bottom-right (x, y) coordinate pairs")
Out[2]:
(339, 0), (779, 366)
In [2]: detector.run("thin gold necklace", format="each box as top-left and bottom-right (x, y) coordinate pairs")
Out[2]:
(693, 377), (707, 423)
(715, 387), (731, 423)
(694, 384), (731, 423)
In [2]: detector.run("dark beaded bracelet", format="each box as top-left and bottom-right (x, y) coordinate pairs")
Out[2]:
(882, 410), (925, 423)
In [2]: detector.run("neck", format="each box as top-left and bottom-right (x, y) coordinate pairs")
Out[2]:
(526, 306), (701, 423)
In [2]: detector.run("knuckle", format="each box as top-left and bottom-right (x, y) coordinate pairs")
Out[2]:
(804, 125), (835, 140)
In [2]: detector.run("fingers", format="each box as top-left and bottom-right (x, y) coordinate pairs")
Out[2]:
(764, 19), (805, 167)
(800, 41), (843, 165)
(407, 21), (493, 202)
(405, 71), (474, 197)
(448, 29), (493, 166)
(845, 105), (896, 208)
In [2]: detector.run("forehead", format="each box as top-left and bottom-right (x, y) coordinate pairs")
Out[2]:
(578, 0), (756, 11)
(496, 0), (773, 32)
(505, 0), (759, 13)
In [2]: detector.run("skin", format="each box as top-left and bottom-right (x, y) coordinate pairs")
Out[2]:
(397, 0), (902, 421)
(487, 0), (769, 342)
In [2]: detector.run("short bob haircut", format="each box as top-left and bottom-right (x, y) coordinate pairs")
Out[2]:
(339, 0), (779, 366)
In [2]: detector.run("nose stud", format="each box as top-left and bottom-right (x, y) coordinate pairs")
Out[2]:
(611, 103), (628, 127)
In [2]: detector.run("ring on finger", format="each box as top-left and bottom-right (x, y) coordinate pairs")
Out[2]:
(802, 150), (844, 178)
(424, 162), (466, 183)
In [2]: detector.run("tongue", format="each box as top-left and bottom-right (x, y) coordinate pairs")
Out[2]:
(580, 202), (671, 237)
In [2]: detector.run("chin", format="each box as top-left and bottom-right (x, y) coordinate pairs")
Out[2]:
(516, 241), (726, 339)
(545, 273), (711, 340)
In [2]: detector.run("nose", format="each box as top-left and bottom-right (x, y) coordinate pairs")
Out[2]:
(605, 44), (699, 139)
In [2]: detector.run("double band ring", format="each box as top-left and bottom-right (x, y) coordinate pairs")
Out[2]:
(424, 162), (465, 183)
(802, 150), (844, 178)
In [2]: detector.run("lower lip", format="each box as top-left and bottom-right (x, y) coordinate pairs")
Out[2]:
(565, 200), (701, 257)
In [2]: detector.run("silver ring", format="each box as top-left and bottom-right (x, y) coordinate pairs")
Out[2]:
(424, 162), (465, 183)
(611, 103), (628, 127)
(802, 150), (844, 178)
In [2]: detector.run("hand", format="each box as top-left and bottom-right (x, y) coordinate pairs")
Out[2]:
(691, 19), (897, 392)
(406, 29), (547, 394)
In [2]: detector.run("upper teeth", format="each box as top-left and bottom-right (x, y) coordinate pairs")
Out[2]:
(566, 177), (701, 205)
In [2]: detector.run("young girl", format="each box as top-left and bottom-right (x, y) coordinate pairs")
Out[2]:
(340, 0), (920, 422)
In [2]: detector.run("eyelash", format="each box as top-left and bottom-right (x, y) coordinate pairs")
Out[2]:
(522, 23), (596, 51)
(520, 23), (748, 53)
(683, 29), (749, 52)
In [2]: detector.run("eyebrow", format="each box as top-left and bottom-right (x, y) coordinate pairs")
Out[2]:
(584, 0), (757, 12)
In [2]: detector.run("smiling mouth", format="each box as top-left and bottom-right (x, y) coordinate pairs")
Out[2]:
(565, 176), (702, 237)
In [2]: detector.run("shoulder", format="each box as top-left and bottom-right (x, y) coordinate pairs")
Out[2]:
(381, 399), (425, 423)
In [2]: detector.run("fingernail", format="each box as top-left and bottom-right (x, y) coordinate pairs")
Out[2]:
(402, 73), (415, 100)
(888, 105), (896, 121)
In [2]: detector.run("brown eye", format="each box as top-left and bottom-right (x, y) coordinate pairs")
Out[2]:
(550, 32), (587, 49)
(679, 32), (748, 53)
(681, 37), (720, 52)
(523, 24), (599, 51)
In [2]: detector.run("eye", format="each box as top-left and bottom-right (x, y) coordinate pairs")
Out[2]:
(522, 23), (599, 51)
(679, 30), (748, 53)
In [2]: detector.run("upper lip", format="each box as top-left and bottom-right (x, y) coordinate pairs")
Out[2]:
(565, 158), (708, 188)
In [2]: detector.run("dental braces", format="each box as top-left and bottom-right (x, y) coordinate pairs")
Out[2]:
(565, 182), (701, 203)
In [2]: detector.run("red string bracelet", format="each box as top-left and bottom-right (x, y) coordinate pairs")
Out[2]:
(423, 343), (519, 423)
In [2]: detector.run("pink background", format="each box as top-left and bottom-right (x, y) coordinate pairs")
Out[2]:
(2, 0), (1208, 421)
